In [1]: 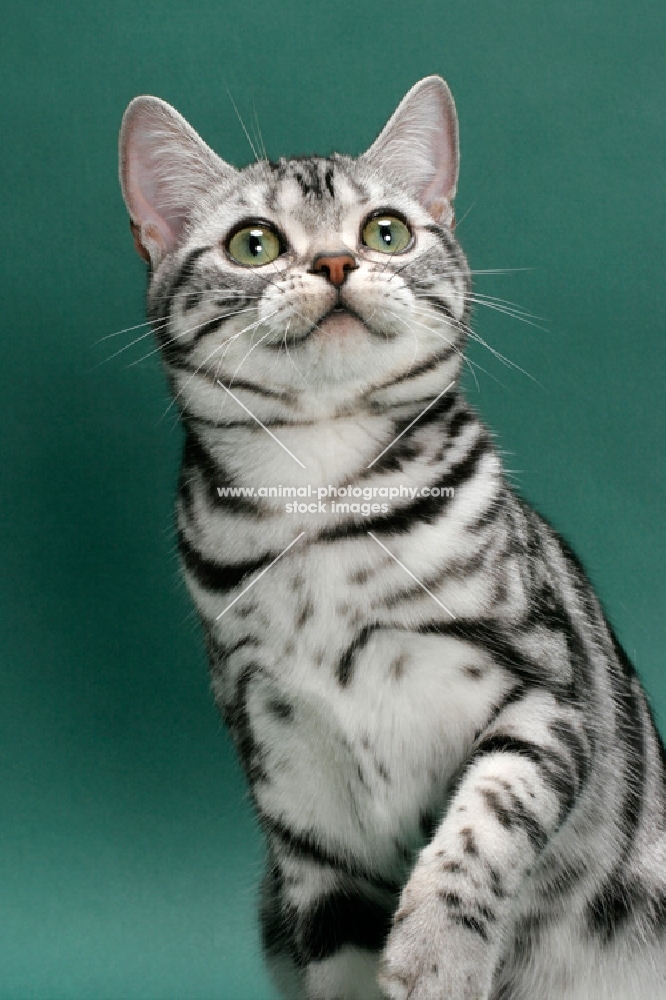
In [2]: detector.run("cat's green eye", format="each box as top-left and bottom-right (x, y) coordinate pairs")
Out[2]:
(362, 215), (412, 254)
(227, 223), (282, 266)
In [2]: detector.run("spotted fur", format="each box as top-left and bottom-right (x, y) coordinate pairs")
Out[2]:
(119, 77), (666, 998)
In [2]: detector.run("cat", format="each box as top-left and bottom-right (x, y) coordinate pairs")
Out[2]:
(119, 77), (666, 999)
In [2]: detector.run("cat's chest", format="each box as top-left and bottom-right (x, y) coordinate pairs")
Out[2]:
(206, 546), (511, 868)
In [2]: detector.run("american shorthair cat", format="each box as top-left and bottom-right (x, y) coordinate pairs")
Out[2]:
(119, 77), (666, 999)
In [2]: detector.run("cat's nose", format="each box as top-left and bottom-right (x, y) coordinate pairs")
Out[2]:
(311, 252), (358, 288)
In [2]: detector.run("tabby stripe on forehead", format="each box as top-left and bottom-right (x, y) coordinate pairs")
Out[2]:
(292, 160), (323, 198)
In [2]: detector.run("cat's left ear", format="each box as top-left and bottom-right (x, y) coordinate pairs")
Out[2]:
(363, 76), (459, 227)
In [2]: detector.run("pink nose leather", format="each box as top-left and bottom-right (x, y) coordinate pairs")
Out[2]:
(311, 253), (358, 287)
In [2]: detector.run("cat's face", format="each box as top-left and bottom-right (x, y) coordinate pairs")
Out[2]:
(120, 78), (471, 422)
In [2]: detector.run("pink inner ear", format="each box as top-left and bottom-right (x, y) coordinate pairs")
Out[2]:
(427, 199), (456, 229)
(363, 77), (460, 220)
(130, 221), (150, 261)
(122, 126), (181, 260)
(416, 87), (459, 211)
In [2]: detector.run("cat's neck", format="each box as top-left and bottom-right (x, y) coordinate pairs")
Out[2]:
(181, 389), (482, 493)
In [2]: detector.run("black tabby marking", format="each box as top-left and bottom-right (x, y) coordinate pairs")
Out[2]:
(178, 531), (273, 593)
(294, 889), (394, 962)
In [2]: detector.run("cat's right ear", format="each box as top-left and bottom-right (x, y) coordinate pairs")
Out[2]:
(119, 97), (237, 266)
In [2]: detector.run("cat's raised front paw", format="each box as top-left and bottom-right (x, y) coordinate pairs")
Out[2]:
(378, 882), (493, 1000)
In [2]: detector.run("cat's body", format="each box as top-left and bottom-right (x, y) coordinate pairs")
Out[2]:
(119, 78), (666, 998)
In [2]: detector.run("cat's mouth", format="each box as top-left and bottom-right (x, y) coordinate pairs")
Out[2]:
(258, 298), (399, 353)
(313, 303), (380, 340)
(265, 303), (370, 347)
(319, 303), (361, 325)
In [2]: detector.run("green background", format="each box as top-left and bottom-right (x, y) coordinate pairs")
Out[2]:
(1, 1), (664, 997)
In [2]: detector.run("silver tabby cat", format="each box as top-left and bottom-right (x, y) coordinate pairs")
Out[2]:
(119, 78), (666, 999)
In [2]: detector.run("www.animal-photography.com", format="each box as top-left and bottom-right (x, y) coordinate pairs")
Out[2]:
(2, 2), (665, 998)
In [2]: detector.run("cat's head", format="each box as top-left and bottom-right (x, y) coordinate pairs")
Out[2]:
(119, 77), (471, 422)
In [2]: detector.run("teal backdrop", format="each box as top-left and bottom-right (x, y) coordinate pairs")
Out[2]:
(1, 1), (664, 997)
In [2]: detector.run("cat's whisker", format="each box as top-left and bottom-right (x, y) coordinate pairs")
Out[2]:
(406, 292), (537, 383)
(252, 266), (288, 295)
(392, 305), (486, 390)
(94, 318), (156, 345)
(126, 307), (260, 369)
(381, 307), (422, 368)
(454, 317), (540, 384)
(225, 83), (261, 164)
(471, 291), (538, 312)
(411, 302), (505, 389)
(146, 287), (264, 320)
(387, 243), (449, 281)
(276, 317), (308, 384)
(275, 302), (330, 342)
(160, 309), (280, 422)
(93, 323), (168, 367)
(230, 327), (275, 385)
(470, 267), (535, 275)
(470, 302), (546, 333)
(454, 197), (478, 229)
(252, 96), (269, 164)
(125, 309), (258, 370)
(96, 292), (263, 348)
(470, 293), (546, 330)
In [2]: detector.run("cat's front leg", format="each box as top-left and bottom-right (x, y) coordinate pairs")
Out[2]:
(378, 688), (589, 1000)
(260, 841), (396, 1000)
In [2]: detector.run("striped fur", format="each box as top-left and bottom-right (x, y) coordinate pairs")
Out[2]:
(120, 78), (666, 998)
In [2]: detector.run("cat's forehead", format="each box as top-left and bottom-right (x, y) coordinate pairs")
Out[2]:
(263, 156), (369, 215)
(197, 153), (425, 238)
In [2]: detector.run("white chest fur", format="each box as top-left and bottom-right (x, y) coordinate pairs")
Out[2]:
(254, 633), (508, 866)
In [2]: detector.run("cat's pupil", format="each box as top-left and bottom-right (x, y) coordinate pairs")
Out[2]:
(249, 231), (263, 257)
(378, 222), (393, 245)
